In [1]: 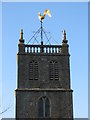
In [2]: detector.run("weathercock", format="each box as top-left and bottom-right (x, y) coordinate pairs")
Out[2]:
(38, 9), (51, 22)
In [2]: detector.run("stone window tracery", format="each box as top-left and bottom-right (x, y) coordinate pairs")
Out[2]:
(39, 96), (50, 118)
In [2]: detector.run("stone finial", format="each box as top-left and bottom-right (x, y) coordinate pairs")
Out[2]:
(62, 29), (68, 44)
(20, 29), (23, 39)
(19, 29), (24, 44)
(63, 29), (66, 40)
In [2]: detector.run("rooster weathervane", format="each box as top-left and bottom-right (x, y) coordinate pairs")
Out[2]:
(27, 9), (52, 44)
(38, 9), (51, 42)
(38, 9), (51, 22)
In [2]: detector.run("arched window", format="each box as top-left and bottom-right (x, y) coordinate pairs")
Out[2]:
(45, 97), (50, 117)
(39, 97), (43, 117)
(39, 97), (50, 118)
(29, 60), (38, 80)
(49, 61), (59, 80)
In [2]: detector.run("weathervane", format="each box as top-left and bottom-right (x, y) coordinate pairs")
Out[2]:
(38, 9), (51, 42)
(27, 9), (55, 45)
(38, 9), (51, 22)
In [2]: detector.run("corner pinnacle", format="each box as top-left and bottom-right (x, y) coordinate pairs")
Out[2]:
(20, 29), (23, 39)
(62, 29), (68, 44)
(19, 29), (24, 44)
(63, 29), (66, 40)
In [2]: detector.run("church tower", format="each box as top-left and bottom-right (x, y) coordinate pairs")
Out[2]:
(15, 28), (73, 118)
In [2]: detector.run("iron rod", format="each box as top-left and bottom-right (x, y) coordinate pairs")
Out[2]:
(41, 21), (43, 42)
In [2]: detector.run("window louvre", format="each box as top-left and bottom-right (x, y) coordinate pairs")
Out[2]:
(49, 61), (59, 80)
(29, 61), (38, 80)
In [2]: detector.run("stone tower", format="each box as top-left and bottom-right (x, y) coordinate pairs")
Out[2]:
(15, 29), (73, 118)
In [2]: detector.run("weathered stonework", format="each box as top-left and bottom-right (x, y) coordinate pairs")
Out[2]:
(15, 30), (73, 118)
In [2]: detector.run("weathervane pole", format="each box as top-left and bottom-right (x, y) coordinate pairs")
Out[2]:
(41, 21), (43, 43)
(40, 21), (43, 53)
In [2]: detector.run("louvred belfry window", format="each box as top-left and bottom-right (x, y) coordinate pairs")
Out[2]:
(49, 61), (59, 80)
(29, 60), (38, 80)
